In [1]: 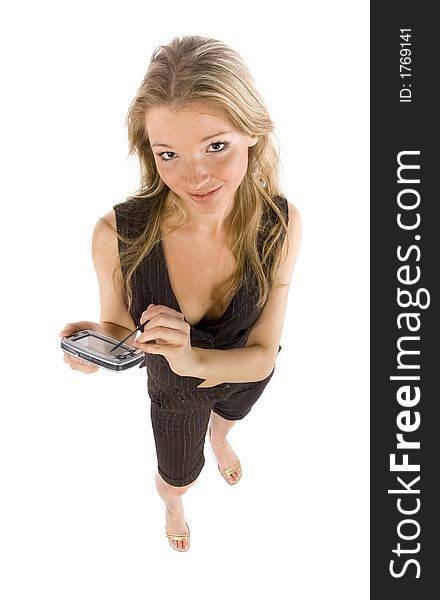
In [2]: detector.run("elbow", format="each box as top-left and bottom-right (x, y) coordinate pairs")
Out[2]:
(261, 360), (276, 380)
(257, 345), (279, 380)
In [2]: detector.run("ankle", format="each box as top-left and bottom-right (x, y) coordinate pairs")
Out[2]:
(208, 425), (227, 447)
(166, 502), (183, 514)
(210, 437), (226, 447)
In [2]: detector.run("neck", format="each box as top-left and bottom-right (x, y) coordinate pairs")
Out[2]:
(168, 191), (235, 236)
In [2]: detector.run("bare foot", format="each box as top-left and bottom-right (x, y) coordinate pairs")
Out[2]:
(155, 474), (190, 552)
(165, 503), (190, 552)
(209, 429), (242, 484)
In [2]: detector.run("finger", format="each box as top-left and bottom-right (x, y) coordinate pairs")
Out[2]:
(133, 341), (170, 355)
(59, 321), (92, 337)
(73, 362), (98, 373)
(82, 364), (99, 373)
(135, 330), (188, 350)
(63, 352), (98, 373)
(141, 313), (188, 334)
(136, 323), (189, 346)
(63, 352), (81, 368)
(140, 304), (185, 324)
(59, 323), (76, 337)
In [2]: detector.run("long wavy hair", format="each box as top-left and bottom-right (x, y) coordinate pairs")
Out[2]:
(114, 35), (288, 310)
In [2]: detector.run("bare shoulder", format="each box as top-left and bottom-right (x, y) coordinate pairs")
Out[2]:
(93, 210), (117, 247)
(277, 201), (302, 285)
(92, 210), (120, 275)
(287, 201), (302, 234)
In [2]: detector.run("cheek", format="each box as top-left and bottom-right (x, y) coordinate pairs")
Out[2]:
(155, 162), (176, 187)
(223, 150), (249, 183)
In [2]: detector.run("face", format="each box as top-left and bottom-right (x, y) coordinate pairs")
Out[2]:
(146, 104), (258, 215)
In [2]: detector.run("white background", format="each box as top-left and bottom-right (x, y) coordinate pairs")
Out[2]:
(0, 1), (369, 598)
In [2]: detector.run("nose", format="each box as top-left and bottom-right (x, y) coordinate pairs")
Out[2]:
(183, 159), (211, 191)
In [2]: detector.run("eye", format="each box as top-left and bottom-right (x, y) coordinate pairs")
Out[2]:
(207, 141), (229, 153)
(158, 151), (178, 161)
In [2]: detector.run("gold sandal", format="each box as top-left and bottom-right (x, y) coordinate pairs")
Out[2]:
(165, 507), (190, 552)
(208, 425), (242, 485)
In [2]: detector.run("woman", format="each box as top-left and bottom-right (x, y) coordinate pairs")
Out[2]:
(60, 36), (301, 552)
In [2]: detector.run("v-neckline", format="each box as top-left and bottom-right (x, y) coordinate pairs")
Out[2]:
(158, 239), (238, 329)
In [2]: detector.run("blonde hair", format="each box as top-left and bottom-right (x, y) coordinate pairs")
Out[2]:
(116, 35), (288, 310)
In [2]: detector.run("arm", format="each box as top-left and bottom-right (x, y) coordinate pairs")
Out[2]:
(192, 202), (302, 384)
(91, 210), (137, 339)
(60, 210), (137, 373)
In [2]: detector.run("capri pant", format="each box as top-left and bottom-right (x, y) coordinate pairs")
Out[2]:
(147, 368), (275, 487)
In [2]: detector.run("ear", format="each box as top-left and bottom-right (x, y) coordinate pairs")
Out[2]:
(248, 135), (259, 147)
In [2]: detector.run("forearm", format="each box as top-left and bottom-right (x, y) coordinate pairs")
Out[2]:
(191, 344), (275, 384)
(99, 321), (134, 341)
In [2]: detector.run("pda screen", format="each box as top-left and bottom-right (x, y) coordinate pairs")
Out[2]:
(75, 333), (131, 356)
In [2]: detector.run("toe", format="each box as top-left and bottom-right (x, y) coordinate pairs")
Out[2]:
(227, 469), (238, 484)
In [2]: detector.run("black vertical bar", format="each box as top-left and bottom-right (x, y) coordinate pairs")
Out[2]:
(371, 2), (438, 598)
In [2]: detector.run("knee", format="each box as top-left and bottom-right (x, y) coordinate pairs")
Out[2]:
(155, 471), (196, 496)
(169, 483), (192, 497)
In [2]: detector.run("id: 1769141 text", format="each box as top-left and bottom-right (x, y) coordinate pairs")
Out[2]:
(399, 28), (412, 103)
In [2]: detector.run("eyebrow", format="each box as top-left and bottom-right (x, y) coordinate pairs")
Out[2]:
(151, 131), (234, 149)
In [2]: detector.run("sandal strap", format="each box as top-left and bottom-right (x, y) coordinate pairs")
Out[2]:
(166, 522), (190, 543)
(221, 462), (241, 477)
(166, 531), (190, 542)
(211, 439), (226, 447)
(166, 507), (182, 514)
(208, 425), (226, 447)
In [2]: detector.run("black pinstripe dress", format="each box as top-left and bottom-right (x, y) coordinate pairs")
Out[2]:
(114, 195), (289, 486)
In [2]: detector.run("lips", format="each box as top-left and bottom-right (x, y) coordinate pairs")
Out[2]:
(187, 186), (222, 203)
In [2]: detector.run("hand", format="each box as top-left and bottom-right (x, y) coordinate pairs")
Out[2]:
(59, 321), (102, 374)
(133, 304), (198, 377)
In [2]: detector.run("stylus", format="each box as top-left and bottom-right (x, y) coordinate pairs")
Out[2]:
(109, 322), (146, 352)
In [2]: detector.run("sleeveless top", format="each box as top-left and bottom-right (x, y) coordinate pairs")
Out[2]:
(113, 195), (289, 391)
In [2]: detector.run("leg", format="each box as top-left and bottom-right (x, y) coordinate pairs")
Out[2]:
(209, 410), (237, 442)
(155, 471), (195, 552)
(149, 399), (211, 550)
(209, 369), (277, 484)
(209, 412), (242, 484)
